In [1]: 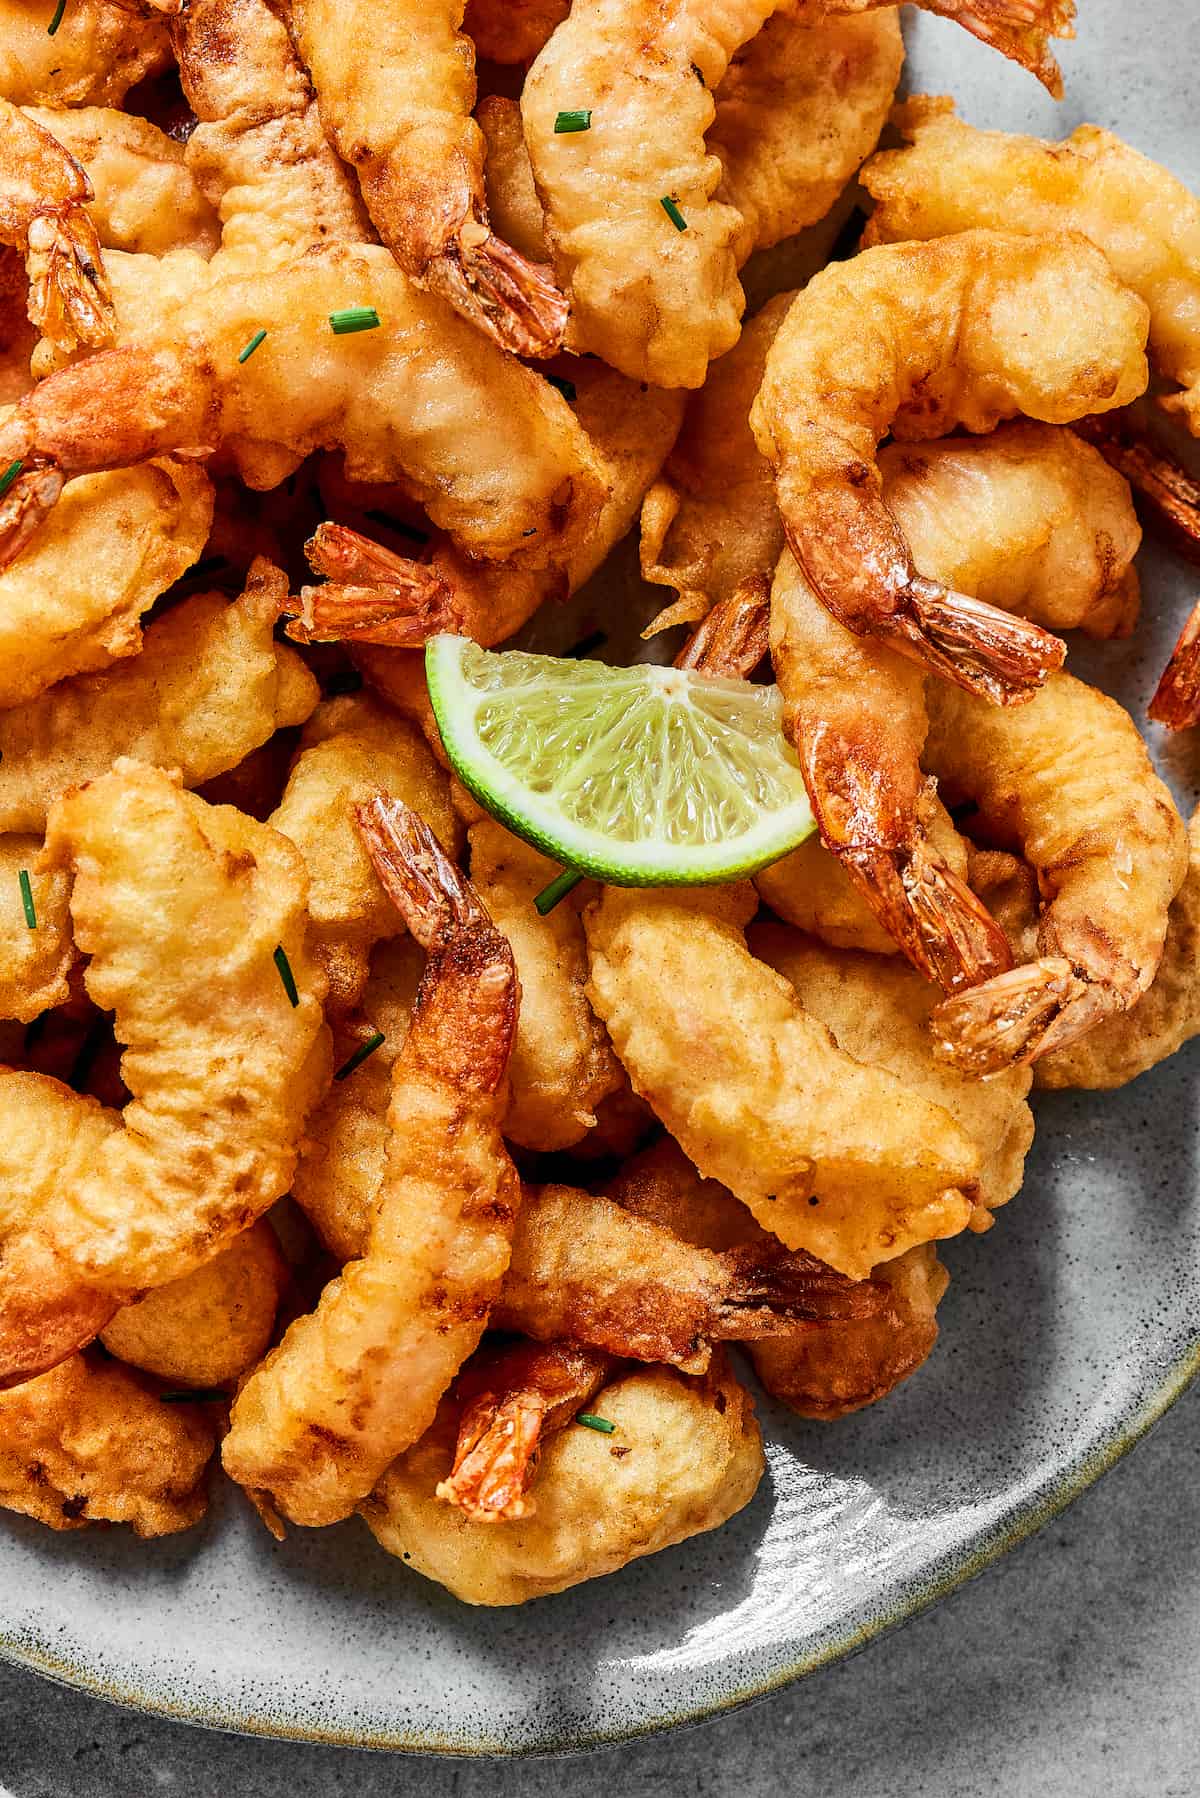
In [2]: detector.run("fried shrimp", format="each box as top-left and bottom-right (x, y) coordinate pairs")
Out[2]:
(583, 882), (980, 1279)
(0, 561), (319, 832)
(468, 822), (622, 1151)
(0, 98), (116, 361)
(222, 800), (520, 1528)
(436, 1338), (611, 1523)
(0, 831), (73, 1021)
(0, 0), (170, 108)
(0, 1351), (215, 1535)
(362, 1356), (763, 1604)
(820, 0), (1073, 95)
(750, 231), (1149, 699)
(23, 106), (220, 258)
(172, 0), (369, 273)
(863, 99), (1200, 433)
(0, 762), (330, 1387)
(927, 674), (1189, 1072)
(269, 692), (462, 1012)
(0, 244), (606, 572)
(292, 0), (567, 358)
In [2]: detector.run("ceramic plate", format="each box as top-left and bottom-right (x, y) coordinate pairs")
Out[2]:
(2, 0), (1198, 1755)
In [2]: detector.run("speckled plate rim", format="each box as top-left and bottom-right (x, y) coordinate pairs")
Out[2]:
(0, 1335), (1197, 1757)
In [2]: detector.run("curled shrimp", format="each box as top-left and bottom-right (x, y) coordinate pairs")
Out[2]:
(0, 0), (171, 109)
(222, 799), (521, 1528)
(864, 98), (1200, 433)
(750, 231), (1148, 701)
(0, 243), (606, 573)
(436, 1339), (611, 1523)
(0, 98), (115, 360)
(292, 0), (566, 357)
(927, 674), (1189, 1072)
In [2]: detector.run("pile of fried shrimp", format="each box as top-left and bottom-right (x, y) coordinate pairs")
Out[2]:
(1, 0), (1199, 1611)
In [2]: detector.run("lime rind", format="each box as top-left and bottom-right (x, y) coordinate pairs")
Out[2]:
(425, 635), (816, 886)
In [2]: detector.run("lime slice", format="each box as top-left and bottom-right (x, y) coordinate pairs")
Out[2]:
(425, 635), (815, 885)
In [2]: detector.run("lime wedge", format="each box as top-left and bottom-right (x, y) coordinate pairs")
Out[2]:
(425, 635), (815, 885)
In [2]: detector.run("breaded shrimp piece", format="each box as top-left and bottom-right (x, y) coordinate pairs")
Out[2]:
(287, 357), (683, 651)
(0, 97), (115, 360)
(0, 455), (212, 708)
(362, 1356), (763, 1604)
(0, 243), (606, 573)
(0, 244), (35, 400)
(0, 763), (331, 1387)
(99, 1219), (288, 1389)
(750, 231), (1148, 699)
(0, 0), (170, 108)
(864, 98), (1200, 433)
(583, 882), (979, 1279)
(222, 801), (520, 1528)
(0, 1351), (215, 1536)
(436, 1339), (611, 1524)
(750, 923), (1034, 1225)
(494, 1182), (886, 1368)
(928, 675), (1188, 1071)
(292, 0), (567, 357)
(172, 0), (369, 274)
(468, 821), (622, 1151)
(0, 832), (73, 1021)
(0, 562), (319, 832)
(23, 106), (220, 258)
(269, 693), (462, 1012)
(521, 0), (778, 388)
(476, 96), (549, 266)
(1037, 805), (1200, 1091)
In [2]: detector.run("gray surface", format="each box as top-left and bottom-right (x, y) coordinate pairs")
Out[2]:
(1, 1379), (1197, 1795)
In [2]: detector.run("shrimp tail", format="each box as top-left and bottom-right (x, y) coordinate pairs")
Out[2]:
(1072, 413), (1200, 573)
(717, 1243), (888, 1328)
(915, 0), (1075, 98)
(893, 575), (1068, 707)
(1149, 598), (1200, 730)
(284, 522), (457, 646)
(931, 954), (1116, 1073)
(429, 230), (569, 361)
(356, 795), (491, 947)
(0, 454), (65, 569)
(26, 209), (116, 356)
(799, 726), (1013, 994)
(674, 576), (772, 679)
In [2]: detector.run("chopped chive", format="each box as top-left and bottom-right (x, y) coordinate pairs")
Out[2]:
(273, 944), (299, 1006)
(238, 328), (267, 364)
(329, 306), (381, 335)
(576, 1412), (616, 1435)
(334, 1030), (386, 1082)
(47, 0), (66, 34)
(660, 195), (688, 232)
(0, 458), (23, 501)
(554, 109), (592, 134)
(690, 61), (706, 84)
(18, 869), (35, 930)
(363, 508), (429, 545)
(566, 629), (606, 659)
(547, 373), (577, 403)
(160, 1389), (227, 1404)
(534, 868), (583, 915)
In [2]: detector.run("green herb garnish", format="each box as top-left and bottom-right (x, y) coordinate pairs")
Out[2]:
(329, 306), (381, 335)
(660, 196), (687, 232)
(238, 329), (267, 363)
(47, 0), (66, 35)
(576, 1412), (616, 1435)
(0, 459), (23, 501)
(18, 869), (35, 930)
(273, 944), (299, 1006)
(534, 868), (583, 916)
(334, 1030), (385, 1082)
(554, 109), (592, 134)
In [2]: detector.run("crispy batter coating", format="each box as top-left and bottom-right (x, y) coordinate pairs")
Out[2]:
(361, 1356), (764, 1604)
(477, 95), (549, 266)
(222, 803), (519, 1527)
(583, 882), (978, 1279)
(0, 454), (213, 708)
(99, 1219), (288, 1388)
(293, 0), (566, 357)
(864, 98), (1200, 433)
(270, 692), (462, 1011)
(0, 562), (319, 832)
(0, 0), (170, 108)
(0, 1351), (215, 1536)
(928, 674), (1189, 1070)
(1037, 807), (1200, 1091)
(469, 822), (621, 1151)
(0, 762), (331, 1387)
(23, 105), (220, 257)
(0, 244), (607, 573)
(750, 924), (1034, 1224)
(0, 831), (74, 1021)
(750, 231), (1148, 698)
(173, 0), (368, 271)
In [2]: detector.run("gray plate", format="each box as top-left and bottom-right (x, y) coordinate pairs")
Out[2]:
(2, 0), (1199, 1755)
